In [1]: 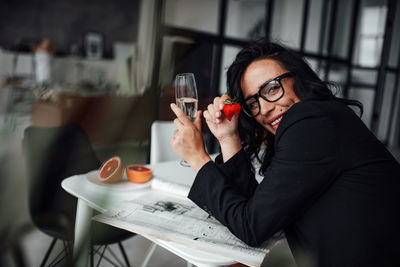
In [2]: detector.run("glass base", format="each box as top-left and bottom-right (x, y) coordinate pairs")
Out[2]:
(179, 160), (190, 167)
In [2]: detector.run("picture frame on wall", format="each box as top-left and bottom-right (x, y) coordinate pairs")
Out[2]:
(84, 32), (104, 60)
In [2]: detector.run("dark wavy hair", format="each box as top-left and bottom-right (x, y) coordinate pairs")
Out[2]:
(226, 39), (363, 176)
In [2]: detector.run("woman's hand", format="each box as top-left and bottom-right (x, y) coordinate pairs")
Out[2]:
(170, 103), (211, 173)
(203, 95), (242, 162)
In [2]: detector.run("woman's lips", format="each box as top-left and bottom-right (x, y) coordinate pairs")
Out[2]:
(268, 111), (286, 131)
(270, 116), (283, 130)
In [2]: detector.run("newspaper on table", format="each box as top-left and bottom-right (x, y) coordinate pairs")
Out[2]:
(93, 177), (283, 267)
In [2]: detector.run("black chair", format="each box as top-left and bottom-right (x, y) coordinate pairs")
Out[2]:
(23, 123), (134, 266)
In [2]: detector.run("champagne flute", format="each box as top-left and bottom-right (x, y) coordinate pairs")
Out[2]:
(175, 73), (198, 167)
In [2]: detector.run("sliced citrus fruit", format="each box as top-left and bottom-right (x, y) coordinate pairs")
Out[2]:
(98, 156), (124, 183)
(126, 165), (153, 184)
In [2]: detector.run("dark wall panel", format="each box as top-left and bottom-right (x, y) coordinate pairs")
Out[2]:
(0, 0), (140, 58)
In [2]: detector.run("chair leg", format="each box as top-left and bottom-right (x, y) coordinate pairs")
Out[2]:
(99, 246), (109, 267)
(90, 246), (94, 267)
(40, 237), (57, 267)
(140, 243), (157, 267)
(90, 243), (132, 267)
(118, 241), (130, 267)
(105, 246), (124, 266)
(65, 241), (73, 263)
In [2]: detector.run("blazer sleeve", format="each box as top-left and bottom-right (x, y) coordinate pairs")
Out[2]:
(188, 102), (340, 246)
(213, 149), (259, 198)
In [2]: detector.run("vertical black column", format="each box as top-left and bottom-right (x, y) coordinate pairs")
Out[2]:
(208, 0), (228, 154)
(150, 0), (165, 123)
(317, 0), (330, 74)
(386, 45), (400, 145)
(210, 0), (227, 98)
(370, 0), (397, 135)
(384, 4), (400, 145)
(300, 0), (310, 53)
(264, 0), (275, 42)
(324, 0), (338, 81)
(344, 0), (361, 99)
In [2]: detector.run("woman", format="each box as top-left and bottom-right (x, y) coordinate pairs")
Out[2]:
(170, 40), (400, 267)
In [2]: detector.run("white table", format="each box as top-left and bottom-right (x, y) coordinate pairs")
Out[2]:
(62, 158), (236, 267)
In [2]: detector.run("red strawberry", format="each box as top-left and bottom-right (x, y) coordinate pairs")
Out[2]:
(223, 98), (241, 121)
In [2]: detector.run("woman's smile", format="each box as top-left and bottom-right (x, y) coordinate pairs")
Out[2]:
(240, 58), (301, 135)
(267, 111), (286, 130)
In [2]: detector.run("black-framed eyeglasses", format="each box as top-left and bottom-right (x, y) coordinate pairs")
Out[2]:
(242, 72), (294, 117)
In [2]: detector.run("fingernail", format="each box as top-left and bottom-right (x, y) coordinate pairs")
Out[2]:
(215, 119), (220, 123)
(219, 104), (223, 109)
(215, 111), (220, 117)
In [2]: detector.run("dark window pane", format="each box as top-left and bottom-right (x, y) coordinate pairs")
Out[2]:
(328, 64), (348, 95)
(304, 57), (319, 73)
(377, 73), (396, 141)
(388, 0), (400, 67)
(348, 87), (375, 129)
(351, 69), (378, 87)
(332, 0), (353, 58)
(165, 0), (219, 34)
(159, 37), (214, 97)
(353, 0), (388, 67)
(271, 0), (304, 49)
(219, 45), (241, 94)
(225, 0), (267, 40)
(305, 0), (324, 53)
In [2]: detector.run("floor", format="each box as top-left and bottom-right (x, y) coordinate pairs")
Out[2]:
(16, 226), (295, 267)
(20, 230), (188, 267)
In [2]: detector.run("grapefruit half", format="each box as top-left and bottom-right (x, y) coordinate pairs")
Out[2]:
(126, 165), (152, 184)
(98, 156), (124, 183)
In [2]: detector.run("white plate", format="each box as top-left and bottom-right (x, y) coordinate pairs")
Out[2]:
(85, 170), (152, 191)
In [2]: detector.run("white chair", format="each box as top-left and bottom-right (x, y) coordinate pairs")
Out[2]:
(149, 120), (194, 267)
(139, 120), (178, 267)
(150, 120), (180, 164)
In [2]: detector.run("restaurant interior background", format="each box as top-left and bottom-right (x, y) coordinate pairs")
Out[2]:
(1, 0), (400, 266)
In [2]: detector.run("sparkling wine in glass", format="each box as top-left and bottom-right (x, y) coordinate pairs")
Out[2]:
(175, 73), (198, 122)
(175, 73), (198, 166)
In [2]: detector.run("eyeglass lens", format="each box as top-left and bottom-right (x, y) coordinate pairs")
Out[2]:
(245, 80), (283, 116)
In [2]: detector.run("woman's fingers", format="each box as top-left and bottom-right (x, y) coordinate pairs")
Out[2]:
(207, 103), (216, 119)
(170, 103), (191, 125)
(173, 118), (184, 130)
(203, 110), (214, 125)
(194, 110), (202, 131)
(215, 94), (232, 120)
(203, 94), (234, 126)
(213, 97), (223, 116)
(204, 107), (220, 124)
(171, 129), (178, 141)
(209, 99), (224, 123)
(220, 94), (231, 104)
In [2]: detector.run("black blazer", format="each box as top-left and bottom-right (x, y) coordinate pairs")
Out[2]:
(189, 100), (400, 267)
